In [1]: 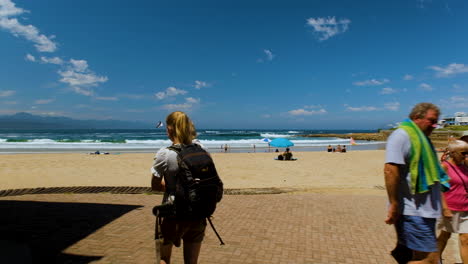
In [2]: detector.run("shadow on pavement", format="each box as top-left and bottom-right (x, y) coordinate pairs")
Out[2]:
(0, 200), (142, 264)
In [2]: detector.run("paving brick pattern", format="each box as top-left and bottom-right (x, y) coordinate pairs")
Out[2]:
(0, 193), (460, 264)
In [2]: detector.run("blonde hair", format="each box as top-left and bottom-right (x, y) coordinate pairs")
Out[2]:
(448, 140), (468, 152)
(409, 102), (440, 120)
(166, 111), (196, 145)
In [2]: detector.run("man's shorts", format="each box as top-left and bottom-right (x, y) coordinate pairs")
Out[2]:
(161, 218), (207, 247)
(395, 215), (437, 252)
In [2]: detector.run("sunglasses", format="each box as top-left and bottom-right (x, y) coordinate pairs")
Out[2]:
(462, 152), (468, 156)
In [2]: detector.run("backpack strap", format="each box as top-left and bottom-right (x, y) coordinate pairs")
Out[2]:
(207, 217), (225, 245)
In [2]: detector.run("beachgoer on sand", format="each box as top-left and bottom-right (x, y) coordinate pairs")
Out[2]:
(327, 145), (332, 152)
(336, 145), (342, 152)
(150, 111), (224, 264)
(437, 140), (468, 263)
(384, 102), (450, 264)
(283, 148), (293, 160)
(341, 145), (347, 153)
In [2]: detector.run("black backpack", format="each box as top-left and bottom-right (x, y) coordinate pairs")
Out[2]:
(166, 143), (223, 220)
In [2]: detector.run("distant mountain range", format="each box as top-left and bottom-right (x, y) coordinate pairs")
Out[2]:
(0, 112), (153, 129)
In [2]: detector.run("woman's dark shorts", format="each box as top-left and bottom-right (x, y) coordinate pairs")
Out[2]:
(161, 217), (207, 247)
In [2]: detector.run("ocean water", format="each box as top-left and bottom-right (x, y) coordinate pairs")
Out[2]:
(0, 129), (385, 153)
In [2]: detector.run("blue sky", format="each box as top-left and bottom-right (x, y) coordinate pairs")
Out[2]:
(0, 0), (467, 129)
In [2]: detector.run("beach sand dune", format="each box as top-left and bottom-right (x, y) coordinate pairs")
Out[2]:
(0, 150), (386, 194)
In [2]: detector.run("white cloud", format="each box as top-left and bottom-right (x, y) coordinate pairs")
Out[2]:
(185, 97), (200, 104)
(70, 59), (88, 72)
(264, 49), (274, 61)
(119, 94), (145, 100)
(384, 102), (400, 111)
(58, 59), (108, 95)
(70, 86), (94, 96)
(162, 103), (192, 110)
(261, 114), (271, 118)
(419, 83), (433, 91)
(0, 0), (26, 17)
(155, 86), (188, 100)
(429, 63), (468, 78)
(40, 56), (63, 65)
(452, 96), (466, 102)
(403, 74), (414, 80)
(353, 78), (389, 86)
(0, 89), (15, 97)
(0, 2), (107, 94)
(95, 96), (118, 101)
(194, 80), (209, 89)
(34, 99), (54, 104)
(380, 87), (397, 94)
(25, 53), (35, 62)
(304, 105), (323, 109)
(161, 97), (200, 111)
(346, 105), (378, 112)
(288, 108), (327, 116)
(0, 0), (57, 52)
(447, 96), (468, 108)
(306, 16), (351, 41)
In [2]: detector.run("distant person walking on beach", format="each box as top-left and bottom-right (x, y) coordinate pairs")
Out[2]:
(384, 102), (450, 264)
(437, 140), (468, 263)
(151, 111), (222, 264)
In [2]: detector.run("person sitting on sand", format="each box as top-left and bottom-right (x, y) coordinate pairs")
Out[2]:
(336, 145), (342, 152)
(283, 148), (293, 160)
(327, 145), (332, 152)
(341, 145), (347, 153)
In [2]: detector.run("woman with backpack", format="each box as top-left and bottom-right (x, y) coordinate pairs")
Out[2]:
(151, 111), (213, 264)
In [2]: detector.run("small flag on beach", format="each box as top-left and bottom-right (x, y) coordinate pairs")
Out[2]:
(350, 137), (357, 146)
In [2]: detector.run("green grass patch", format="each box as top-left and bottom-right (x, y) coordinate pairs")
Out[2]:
(437, 125), (468, 131)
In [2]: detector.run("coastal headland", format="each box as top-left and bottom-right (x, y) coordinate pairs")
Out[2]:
(300, 129), (465, 148)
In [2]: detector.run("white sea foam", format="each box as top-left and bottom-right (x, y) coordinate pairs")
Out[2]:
(0, 137), (385, 152)
(260, 133), (293, 138)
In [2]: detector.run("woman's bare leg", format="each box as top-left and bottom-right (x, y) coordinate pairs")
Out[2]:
(437, 230), (452, 262)
(183, 241), (202, 264)
(459, 233), (468, 264)
(160, 243), (173, 264)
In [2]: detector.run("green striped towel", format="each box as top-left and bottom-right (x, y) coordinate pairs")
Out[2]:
(399, 119), (450, 194)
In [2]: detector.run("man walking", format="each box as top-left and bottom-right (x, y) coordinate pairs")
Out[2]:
(384, 102), (450, 264)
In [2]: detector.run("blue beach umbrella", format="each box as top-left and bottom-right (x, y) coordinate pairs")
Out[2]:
(269, 138), (294, 148)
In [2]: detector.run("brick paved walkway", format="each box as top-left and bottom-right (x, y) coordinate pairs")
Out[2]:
(0, 193), (461, 264)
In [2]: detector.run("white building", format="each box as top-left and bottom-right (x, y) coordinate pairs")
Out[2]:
(439, 112), (468, 126)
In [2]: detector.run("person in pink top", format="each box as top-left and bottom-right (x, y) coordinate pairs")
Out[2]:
(437, 140), (468, 263)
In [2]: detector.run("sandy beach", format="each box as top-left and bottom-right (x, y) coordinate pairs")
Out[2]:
(0, 150), (386, 195)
